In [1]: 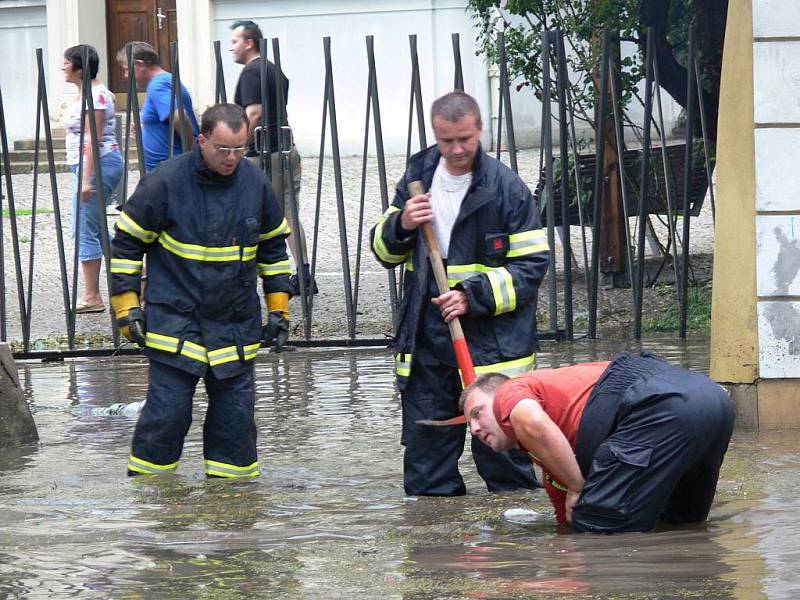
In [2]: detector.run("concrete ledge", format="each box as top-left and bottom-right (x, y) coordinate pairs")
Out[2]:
(757, 379), (800, 429)
(720, 380), (800, 429)
(0, 343), (38, 448)
(721, 382), (759, 429)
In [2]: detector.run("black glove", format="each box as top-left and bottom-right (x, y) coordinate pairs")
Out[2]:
(118, 307), (146, 348)
(262, 311), (289, 352)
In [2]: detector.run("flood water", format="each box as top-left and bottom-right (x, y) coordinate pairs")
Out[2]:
(1, 336), (799, 599)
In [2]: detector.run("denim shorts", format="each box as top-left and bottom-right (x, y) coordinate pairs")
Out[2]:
(70, 150), (124, 261)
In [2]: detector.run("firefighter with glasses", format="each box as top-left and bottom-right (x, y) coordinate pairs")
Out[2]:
(110, 103), (291, 478)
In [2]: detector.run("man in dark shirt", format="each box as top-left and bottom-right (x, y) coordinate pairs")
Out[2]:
(230, 20), (315, 297)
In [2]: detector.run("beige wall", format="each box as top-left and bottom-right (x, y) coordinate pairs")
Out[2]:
(176, 0), (215, 113)
(46, 0), (108, 116)
(710, 0), (759, 384)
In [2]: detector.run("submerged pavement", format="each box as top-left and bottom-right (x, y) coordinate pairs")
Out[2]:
(1, 337), (796, 599)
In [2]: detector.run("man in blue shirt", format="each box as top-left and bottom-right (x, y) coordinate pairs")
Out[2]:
(117, 42), (199, 171)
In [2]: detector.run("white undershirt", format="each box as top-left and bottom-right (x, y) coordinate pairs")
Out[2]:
(430, 158), (472, 258)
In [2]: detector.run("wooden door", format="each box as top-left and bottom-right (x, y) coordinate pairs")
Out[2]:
(106, 0), (178, 94)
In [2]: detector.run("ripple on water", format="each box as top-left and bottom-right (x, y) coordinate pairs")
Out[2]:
(2, 340), (799, 599)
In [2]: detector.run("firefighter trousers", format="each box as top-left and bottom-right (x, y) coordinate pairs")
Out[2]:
(572, 355), (735, 533)
(401, 344), (540, 496)
(128, 358), (259, 478)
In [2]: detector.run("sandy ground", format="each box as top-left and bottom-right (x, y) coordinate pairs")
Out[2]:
(0, 148), (715, 347)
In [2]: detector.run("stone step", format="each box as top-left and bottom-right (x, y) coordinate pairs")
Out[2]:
(1, 149), (68, 162)
(14, 138), (66, 151)
(6, 161), (140, 175)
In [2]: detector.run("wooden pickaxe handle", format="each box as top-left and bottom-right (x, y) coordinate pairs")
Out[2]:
(408, 180), (471, 426)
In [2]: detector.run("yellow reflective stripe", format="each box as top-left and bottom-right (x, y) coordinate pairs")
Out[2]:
(145, 331), (180, 353)
(205, 459), (260, 478)
(486, 267), (516, 314)
(242, 245), (258, 261)
(260, 218), (291, 241)
(143, 333), (257, 366)
(128, 455), (179, 474)
(395, 352), (412, 377)
(474, 353), (537, 377)
(110, 258), (143, 275)
(405, 254), (414, 272)
(242, 342), (261, 360)
(158, 231), (241, 262)
(507, 229), (549, 258)
(258, 260), (291, 276)
(208, 345), (241, 366)
(447, 263), (494, 287)
(373, 206), (408, 264)
(181, 340), (208, 364)
(447, 264), (517, 314)
(116, 211), (158, 243)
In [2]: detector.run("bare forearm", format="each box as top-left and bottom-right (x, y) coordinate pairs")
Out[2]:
(172, 111), (194, 150)
(531, 426), (584, 493)
(511, 401), (584, 493)
(245, 104), (262, 146)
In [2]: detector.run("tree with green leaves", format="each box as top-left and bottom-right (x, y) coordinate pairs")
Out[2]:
(468, 0), (727, 141)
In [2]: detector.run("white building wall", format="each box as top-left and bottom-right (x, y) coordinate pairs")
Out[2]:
(752, 0), (800, 378)
(0, 0), (47, 144)
(211, 0), (492, 155)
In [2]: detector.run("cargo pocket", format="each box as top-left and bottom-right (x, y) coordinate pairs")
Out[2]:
(575, 439), (653, 524)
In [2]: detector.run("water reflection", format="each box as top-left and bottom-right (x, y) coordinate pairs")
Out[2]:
(0, 337), (798, 598)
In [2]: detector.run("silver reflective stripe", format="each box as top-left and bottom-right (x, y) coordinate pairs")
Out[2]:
(128, 455), (179, 474)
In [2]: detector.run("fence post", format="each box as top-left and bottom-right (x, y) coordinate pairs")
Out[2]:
(541, 31), (558, 336)
(364, 35), (398, 329)
(35, 48), (72, 348)
(79, 46), (120, 346)
(588, 30), (611, 339)
(406, 34), (427, 162)
(497, 31), (518, 173)
(555, 31), (573, 340)
(214, 40), (227, 103)
(679, 27), (697, 338)
(452, 33), (464, 91)
(323, 37), (356, 339)
(633, 29), (656, 340)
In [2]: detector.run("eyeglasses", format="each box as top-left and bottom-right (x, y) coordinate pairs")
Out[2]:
(212, 144), (248, 157)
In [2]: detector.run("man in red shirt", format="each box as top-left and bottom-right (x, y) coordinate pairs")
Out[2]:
(460, 352), (735, 533)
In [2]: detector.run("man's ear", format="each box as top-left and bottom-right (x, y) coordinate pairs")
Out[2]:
(197, 134), (207, 146)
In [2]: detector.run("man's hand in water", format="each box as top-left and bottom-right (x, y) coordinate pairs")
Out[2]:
(565, 489), (581, 525)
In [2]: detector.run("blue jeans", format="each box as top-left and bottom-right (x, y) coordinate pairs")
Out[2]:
(70, 150), (124, 261)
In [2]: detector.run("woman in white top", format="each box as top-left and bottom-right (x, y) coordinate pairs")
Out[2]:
(61, 44), (124, 313)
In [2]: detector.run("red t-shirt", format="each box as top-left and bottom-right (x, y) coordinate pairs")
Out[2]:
(492, 362), (610, 523)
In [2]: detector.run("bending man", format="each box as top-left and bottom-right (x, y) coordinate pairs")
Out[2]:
(461, 352), (735, 532)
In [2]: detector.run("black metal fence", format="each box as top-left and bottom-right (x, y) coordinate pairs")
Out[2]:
(0, 28), (715, 360)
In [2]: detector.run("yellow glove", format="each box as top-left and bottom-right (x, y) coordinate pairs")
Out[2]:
(266, 292), (290, 320)
(264, 292), (290, 351)
(111, 291), (145, 347)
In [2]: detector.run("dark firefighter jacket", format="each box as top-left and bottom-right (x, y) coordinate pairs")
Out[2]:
(110, 146), (291, 380)
(370, 145), (550, 389)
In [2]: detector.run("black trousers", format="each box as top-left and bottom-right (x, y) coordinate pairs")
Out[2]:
(401, 344), (540, 496)
(129, 359), (258, 476)
(572, 355), (735, 533)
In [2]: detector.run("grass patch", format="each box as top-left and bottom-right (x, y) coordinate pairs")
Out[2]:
(643, 285), (712, 333)
(3, 208), (54, 217)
